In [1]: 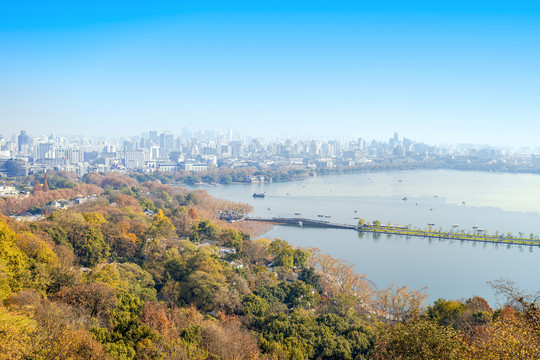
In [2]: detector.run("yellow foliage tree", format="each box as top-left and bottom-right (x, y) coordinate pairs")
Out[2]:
(0, 307), (35, 360)
(84, 212), (107, 225)
(463, 308), (540, 359)
(0, 220), (28, 299)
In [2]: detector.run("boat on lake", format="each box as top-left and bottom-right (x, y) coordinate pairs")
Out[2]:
(252, 193), (265, 198)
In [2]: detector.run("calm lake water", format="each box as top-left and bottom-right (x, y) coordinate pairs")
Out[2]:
(191, 170), (540, 305)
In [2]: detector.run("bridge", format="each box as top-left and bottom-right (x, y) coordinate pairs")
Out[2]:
(244, 217), (540, 247)
(245, 217), (357, 230)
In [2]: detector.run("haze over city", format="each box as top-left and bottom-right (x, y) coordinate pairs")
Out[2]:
(1, 1), (539, 146)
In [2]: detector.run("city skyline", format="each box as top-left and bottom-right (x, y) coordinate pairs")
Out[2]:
(1, 1), (539, 146)
(2, 128), (538, 152)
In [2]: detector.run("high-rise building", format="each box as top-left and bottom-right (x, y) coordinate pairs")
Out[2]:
(125, 150), (148, 168)
(159, 132), (174, 152)
(18, 130), (31, 153)
(149, 131), (158, 144)
(67, 148), (84, 164)
(150, 146), (159, 160)
(37, 143), (55, 159)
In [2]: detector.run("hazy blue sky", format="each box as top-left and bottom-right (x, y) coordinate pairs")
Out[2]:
(1, 1), (539, 146)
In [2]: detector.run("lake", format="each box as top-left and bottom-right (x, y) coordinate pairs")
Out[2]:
(191, 169), (540, 305)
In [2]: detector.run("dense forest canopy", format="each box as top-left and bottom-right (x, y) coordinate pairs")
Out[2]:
(0, 172), (539, 359)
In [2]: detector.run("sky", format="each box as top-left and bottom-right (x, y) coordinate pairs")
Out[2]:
(1, 1), (539, 146)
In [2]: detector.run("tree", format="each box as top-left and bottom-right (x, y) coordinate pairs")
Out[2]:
(71, 225), (109, 266)
(243, 294), (269, 317)
(372, 315), (465, 360)
(274, 249), (294, 268)
(218, 227), (244, 250)
(0, 220), (28, 299)
(298, 267), (322, 292)
(114, 194), (142, 211)
(56, 282), (117, 319)
(463, 307), (540, 359)
(145, 210), (176, 241)
(117, 262), (157, 301)
(42, 173), (50, 192)
(0, 299), (110, 360)
(293, 249), (310, 268)
(192, 219), (219, 241)
(282, 281), (319, 309)
(269, 239), (295, 268)
(0, 306), (35, 360)
(91, 291), (159, 359)
(308, 248), (373, 312)
(32, 180), (42, 194)
(427, 298), (467, 328)
(83, 212), (106, 225)
(257, 309), (372, 360)
(182, 270), (227, 311)
(375, 284), (427, 323)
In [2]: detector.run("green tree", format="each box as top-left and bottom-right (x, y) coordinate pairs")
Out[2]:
(282, 281), (319, 309)
(72, 225), (109, 267)
(243, 294), (269, 317)
(293, 249), (310, 268)
(145, 210), (176, 240)
(427, 298), (467, 329)
(269, 239), (295, 268)
(372, 315), (464, 360)
(219, 227), (244, 250)
(298, 267), (322, 292)
(192, 219), (219, 241)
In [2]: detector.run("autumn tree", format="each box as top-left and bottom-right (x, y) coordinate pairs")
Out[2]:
(56, 282), (117, 319)
(3, 292), (110, 360)
(374, 284), (427, 323)
(114, 194), (142, 211)
(460, 279), (540, 358)
(32, 180), (42, 194)
(0, 219), (28, 300)
(145, 210), (175, 240)
(42, 173), (50, 192)
(308, 248), (373, 314)
(462, 307), (540, 359)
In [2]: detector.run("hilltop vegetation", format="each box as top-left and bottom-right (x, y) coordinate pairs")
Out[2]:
(1, 172), (540, 359)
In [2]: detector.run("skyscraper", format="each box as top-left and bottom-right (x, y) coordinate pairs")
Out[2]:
(18, 130), (30, 152)
(149, 131), (158, 144)
(159, 131), (174, 152)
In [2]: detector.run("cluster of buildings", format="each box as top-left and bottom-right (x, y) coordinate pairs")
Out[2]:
(0, 129), (538, 178)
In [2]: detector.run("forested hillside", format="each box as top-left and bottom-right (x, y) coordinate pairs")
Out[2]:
(1, 172), (539, 359)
